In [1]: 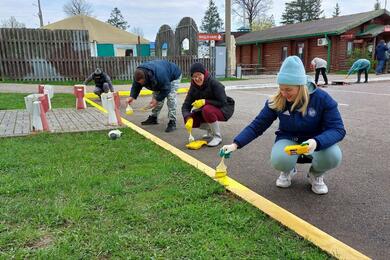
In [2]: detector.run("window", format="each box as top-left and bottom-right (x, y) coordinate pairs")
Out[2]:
(347, 41), (353, 56)
(281, 46), (288, 61)
(125, 49), (134, 57)
(297, 43), (304, 61)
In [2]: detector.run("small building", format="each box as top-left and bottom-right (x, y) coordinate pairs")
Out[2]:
(235, 9), (390, 72)
(43, 15), (150, 57)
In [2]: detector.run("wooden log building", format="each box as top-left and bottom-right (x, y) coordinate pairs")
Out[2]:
(235, 9), (390, 72)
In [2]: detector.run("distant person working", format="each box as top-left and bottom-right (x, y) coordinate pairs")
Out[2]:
(311, 57), (328, 85)
(347, 59), (371, 83)
(83, 68), (114, 98)
(375, 39), (388, 75)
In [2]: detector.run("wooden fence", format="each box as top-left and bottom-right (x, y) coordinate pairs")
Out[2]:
(0, 28), (215, 81)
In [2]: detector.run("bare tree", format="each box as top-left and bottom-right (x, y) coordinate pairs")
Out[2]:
(233, 0), (272, 30)
(63, 0), (93, 16)
(131, 27), (144, 37)
(1, 16), (26, 28)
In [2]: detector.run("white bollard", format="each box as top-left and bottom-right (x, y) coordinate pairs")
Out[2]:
(25, 94), (49, 131)
(31, 101), (44, 131)
(101, 92), (118, 125)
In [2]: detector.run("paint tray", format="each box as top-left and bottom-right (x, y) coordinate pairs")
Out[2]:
(185, 140), (207, 150)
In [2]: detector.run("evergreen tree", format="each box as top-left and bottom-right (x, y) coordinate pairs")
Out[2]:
(306, 0), (323, 21)
(374, 0), (381, 10)
(333, 3), (340, 17)
(107, 7), (129, 30)
(281, 0), (323, 24)
(201, 0), (223, 33)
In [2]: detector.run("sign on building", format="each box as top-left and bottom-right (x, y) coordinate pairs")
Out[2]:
(198, 33), (223, 41)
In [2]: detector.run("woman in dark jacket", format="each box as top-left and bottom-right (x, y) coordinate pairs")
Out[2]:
(182, 63), (234, 147)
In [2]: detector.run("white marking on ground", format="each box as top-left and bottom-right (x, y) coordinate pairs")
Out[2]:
(327, 89), (390, 96)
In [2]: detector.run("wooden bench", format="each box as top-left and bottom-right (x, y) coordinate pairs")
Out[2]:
(237, 64), (266, 76)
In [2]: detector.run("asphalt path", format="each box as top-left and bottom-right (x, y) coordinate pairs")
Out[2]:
(116, 81), (390, 260)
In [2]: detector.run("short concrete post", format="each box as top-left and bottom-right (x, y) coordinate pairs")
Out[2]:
(25, 94), (50, 132)
(113, 92), (122, 125)
(101, 92), (120, 125)
(38, 85), (54, 110)
(31, 101), (44, 131)
(74, 85), (86, 109)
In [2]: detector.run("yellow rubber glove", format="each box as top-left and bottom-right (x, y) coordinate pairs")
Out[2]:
(191, 99), (206, 109)
(185, 117), (193, 133)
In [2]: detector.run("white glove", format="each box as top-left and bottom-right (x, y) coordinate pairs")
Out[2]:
(302, 139), (317, 155)
(220, 143), (238, 157)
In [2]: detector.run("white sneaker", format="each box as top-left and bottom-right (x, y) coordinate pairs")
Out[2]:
(307, 172), (328, 194)
(207, 135), (222, 147)
(276, 168), (297, 188)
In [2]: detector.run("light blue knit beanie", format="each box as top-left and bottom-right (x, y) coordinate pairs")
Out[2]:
(277, 56), (307, 85)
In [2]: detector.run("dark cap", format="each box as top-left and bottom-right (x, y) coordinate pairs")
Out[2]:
(190, 63), (206, 76)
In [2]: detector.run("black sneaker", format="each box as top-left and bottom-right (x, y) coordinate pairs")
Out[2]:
(141, 116), (158, 125)
(165, 120), (176, 132)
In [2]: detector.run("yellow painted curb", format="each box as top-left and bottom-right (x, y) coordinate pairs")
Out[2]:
(85, 97), (371, 260)
(84, 87), (189, 99)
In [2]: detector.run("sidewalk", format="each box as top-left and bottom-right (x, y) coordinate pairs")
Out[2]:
(1, 73), (390, 94)
(0, 108), (121, 137)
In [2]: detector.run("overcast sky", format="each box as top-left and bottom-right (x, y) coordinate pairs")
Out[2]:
(0, 0), (385, 41)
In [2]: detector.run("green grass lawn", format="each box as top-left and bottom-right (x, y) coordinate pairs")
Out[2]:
(0, 128), (330, 259)
(0, 93), (75, 110)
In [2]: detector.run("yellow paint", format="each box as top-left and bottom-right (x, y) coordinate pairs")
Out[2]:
(185, 140), (207, 150)
(125, 104), (134, 115)
(214, 157), (227, 178)
(85, 97), (371, 260)
(84, 87), (189, 99)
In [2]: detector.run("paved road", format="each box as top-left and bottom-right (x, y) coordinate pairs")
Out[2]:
(116, 81), (390, 260)
(2, 73), (390, 93)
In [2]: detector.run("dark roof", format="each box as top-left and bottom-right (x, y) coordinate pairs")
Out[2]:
(236, 9), (390, 45)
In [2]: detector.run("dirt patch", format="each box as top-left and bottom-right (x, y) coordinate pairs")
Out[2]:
(26, 234), (54, 249)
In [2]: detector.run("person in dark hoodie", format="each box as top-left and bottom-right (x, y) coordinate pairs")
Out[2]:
(83, 68), (114, 98)
(220, 56), (346, 195)
(181, 63), (235, 147)
(127, 60), (182, 132)
(375, 39), (388, 75)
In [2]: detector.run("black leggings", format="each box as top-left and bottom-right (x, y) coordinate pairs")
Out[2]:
(315, 68), (328, 85)
(357, 69), (368, 83)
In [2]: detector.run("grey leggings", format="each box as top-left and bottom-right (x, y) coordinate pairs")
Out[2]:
(270, 139), (342, 176)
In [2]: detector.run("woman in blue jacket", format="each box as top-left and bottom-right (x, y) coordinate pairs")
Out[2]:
(220, 56), (346, 194)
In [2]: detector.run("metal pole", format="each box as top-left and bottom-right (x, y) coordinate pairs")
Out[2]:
(225, 0), (232, 77)
(37, 0), (43, 27)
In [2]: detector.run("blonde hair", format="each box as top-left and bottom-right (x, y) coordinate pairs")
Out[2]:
(268, 85), (309, 116)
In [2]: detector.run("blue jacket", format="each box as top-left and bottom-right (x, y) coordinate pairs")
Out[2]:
(130, 60), (182, 101)
(347, 59), (371, 75)
(234, 81), (346, 151)
(375, 43), (389, 61)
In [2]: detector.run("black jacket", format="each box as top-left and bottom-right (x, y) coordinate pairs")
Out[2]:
(182, 76), (234, 120)
(84, 72), (112, 88)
